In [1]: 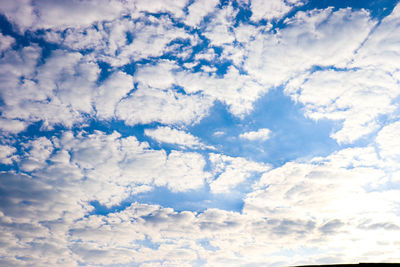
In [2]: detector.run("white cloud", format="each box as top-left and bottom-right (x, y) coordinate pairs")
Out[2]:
(250, 0), (304, 21)
(213, 131), (225, 137)
(184, 0), (220, 27)
(94, 71), (134, 120)
(130, 60), (271, 121)
(286, 68), (400, 143)
(176, 66), (267, 116)
(0, 33), (14, 52)
(0, 0), (130, 31)
(239, 128), (271, 141)
(102, 16), (193, 66)
(376, 120), (400, 163)
(0, 48), (99, 131)
(241, 146), (400, 264)
(116, 85), (213, 126)
(133, 0), (188, 18)
(209, 153), (270, 193)
(63, 131), (210, 195)
(0, 145), (17, 164)
(350, 2), (400, 73)
(0, 0), (35, 32)
(203, 4), (237, 46)
(134, 60), (177, 89)
(245, 8), (375, 87)
(144, 126), (206, 149)
(0, 118), (27, 134)
(20, 137), (53, 172)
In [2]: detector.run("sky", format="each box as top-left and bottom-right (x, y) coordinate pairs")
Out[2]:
(0, 0), (400, 266)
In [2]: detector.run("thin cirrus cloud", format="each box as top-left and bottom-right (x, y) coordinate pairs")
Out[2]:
(1, 0), (400, 266)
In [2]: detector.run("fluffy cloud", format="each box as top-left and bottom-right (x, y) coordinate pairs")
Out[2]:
(59, 131), (211, 196)
(116, 85), (212, 126)
(209, 153), (270, 193)
(0, 33), (14, 52)
(0, 144), (17, 164)
(176, 66), (267, 116)
(0, 49), (99, 130)
(0, 118), (27, 134)
(239, 128), (271, 141)
(184, 0), (220, 27)
(286, 68), (400, 143)
(350, 3), (400, 72)
(0, 0), (130, 31)
(203, 4), (237, 46)
(20, 137), (54, 172)
(245, 7), (375, 87)
(376, 120), (400, 164)
(242, 145), (400, 264)
(94, 71), (134, 120)
(250, 0), (304, 21)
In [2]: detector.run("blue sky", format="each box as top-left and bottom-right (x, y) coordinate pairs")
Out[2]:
(1, 0), (400, 266)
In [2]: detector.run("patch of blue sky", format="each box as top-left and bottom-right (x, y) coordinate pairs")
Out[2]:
(87, 160), (268, 215)
(189, 87), (341, 167)
(197, 239), (219, 252)
(119, 185), (244, 213)
(304, 0), (400, 19)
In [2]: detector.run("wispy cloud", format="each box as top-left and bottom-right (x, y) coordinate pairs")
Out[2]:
(239, 128), (271, 141)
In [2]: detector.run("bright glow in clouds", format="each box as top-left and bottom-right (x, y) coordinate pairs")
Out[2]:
(1, 0), (400, 266)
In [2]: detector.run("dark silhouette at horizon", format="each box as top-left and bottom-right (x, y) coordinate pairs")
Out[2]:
(292, 263), (400, 267)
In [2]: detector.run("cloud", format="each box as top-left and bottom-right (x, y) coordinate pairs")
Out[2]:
(116, 85), (213, 126)
(184, 0), (219, 27)
(239, 128), (271, 141)
(0, 48), (98, 131)
(0, 144), (17, 164)
(350, 2), (400, 73)
(0, 118), (27, 134)
(243, 145), (395, 232)
(94, 71), (134, 120)
(20, 137), (53, 172)
(144, 126), (207, 149)
(213, 131), (225, 137)
(245, 7), (375, 87)
(133, 0), (188, 18)
(203, 4), (237, 46)
(250, 0), (304, 21)
(376, 120), (400, 163)
(176, 66), (267, 116)
(0, 0), (129, 32)
(0, 33), (14, 52)
(209, 153), (270, 194)
(100, 16), (193, 66)
(286, 68), (400, 143)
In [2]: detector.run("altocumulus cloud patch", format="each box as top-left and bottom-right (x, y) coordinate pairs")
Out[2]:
(1, 0), (400, 266)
